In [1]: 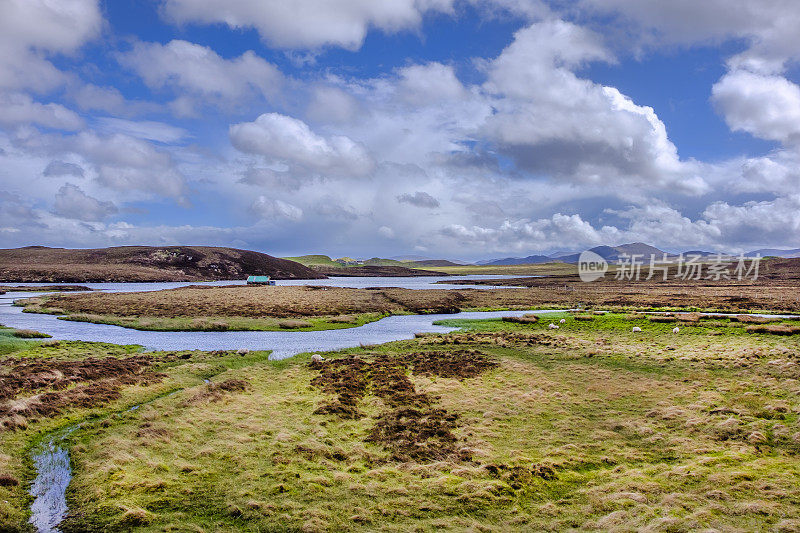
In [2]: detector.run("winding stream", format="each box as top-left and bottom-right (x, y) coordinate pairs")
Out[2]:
(0, 276), (529, 358)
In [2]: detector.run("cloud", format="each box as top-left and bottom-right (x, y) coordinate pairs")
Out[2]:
(43, 160), (84, 178)
(712, 70), (800, 145)
(580, 0), (800, 73)
(67, 84), (162, 116)
(378, 225), (395, 238)
(239, 168), (304, 191)
(95, 117), (189, 143)
(397, 191), (440, 208)
(397, 62), (466, 105)
(0, 0), (102, 53)
(580, 1), (800, 153)
(481, 20), (706, 193)
(0, 0), (102, 92)
(119, 40), (284, 110)
(72, 132), (188, 200)
(52, 183), (117, 221)
(0, 92), (83, 131)
(230, 113), (375, 177)
(306, 86), (359, 124)
(437, 212), (615, 252)
(250, 196), (303, 221)
(703, 196), (800, 241)
(314, 199), (359, 220)
(162, 0), (455, 50)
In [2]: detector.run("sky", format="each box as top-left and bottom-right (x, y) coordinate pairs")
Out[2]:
(1, 0), (800, 260)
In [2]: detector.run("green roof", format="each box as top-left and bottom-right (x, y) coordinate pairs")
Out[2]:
(247, 276), (271, 282)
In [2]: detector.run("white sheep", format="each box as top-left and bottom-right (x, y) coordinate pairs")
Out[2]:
(672, 327), (680, 334)
(632, 326), (642, 333)
(559, 318), (566, 324)
(548, 323), (559, 330)
(311, 353), (325, 362)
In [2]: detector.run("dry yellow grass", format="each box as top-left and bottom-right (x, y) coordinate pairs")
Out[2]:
(22, 278), (800, 334)
(53, 314), (800, 531)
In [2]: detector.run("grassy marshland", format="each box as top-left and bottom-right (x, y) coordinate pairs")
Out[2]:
(18, 279), (800, 334)
(1, 311), (798, 530)
(0, 330), (273, 530)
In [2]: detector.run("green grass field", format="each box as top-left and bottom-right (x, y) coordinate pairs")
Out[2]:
(2, 311), (799, 531)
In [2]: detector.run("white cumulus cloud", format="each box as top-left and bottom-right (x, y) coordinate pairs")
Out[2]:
(230, 113), (375, 177)
(162, 0), (455, 50)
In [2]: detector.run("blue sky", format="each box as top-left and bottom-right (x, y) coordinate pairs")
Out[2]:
(1, 1), (800, 260)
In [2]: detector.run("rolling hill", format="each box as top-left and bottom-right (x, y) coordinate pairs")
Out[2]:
(0, 246), (324, 282)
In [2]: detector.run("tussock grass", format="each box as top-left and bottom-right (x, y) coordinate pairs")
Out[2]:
(44, 312), (800, 531)
(278, 319), (313, 329)
(3, 311), (800, 530)
(746, 324), (800, 335)
(0, 326), (49, 355)
(647, 315), (677, 322)
(11, 329), (51, 338)
(0, 335), (273, 530)
(501, 314), (538, 324)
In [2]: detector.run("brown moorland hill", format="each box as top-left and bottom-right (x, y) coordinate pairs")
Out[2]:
(0, 246), (325, 282)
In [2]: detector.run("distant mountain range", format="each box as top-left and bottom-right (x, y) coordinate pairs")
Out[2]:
(478, 243), (665, 265)
(288, 245), (800, 270)
(746, 248), (800, 258)
(478, 243), (800, 265)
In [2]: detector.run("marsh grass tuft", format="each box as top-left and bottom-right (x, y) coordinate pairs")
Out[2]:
(11, 329), (51, 338)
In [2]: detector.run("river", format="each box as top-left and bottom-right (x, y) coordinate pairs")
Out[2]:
(0, 276), (535, 358)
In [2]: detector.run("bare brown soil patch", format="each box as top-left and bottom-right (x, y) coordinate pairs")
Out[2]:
(185, 379), (250, 405)
(0, 355), (163, 429)
(0, 473), (19, 487)
(484, 463), (558, 488)
(407, 350), (498, 379)
(368, 407), (462, 462)
(310, 351), (497, 461)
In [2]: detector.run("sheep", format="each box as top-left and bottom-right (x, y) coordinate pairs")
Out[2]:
(672, 327), (680, 334)
(548, 323), (559, 330)
(632, 326), (642, 333)
(311, 353), (325, 362)
(559, 318), (566, 324)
